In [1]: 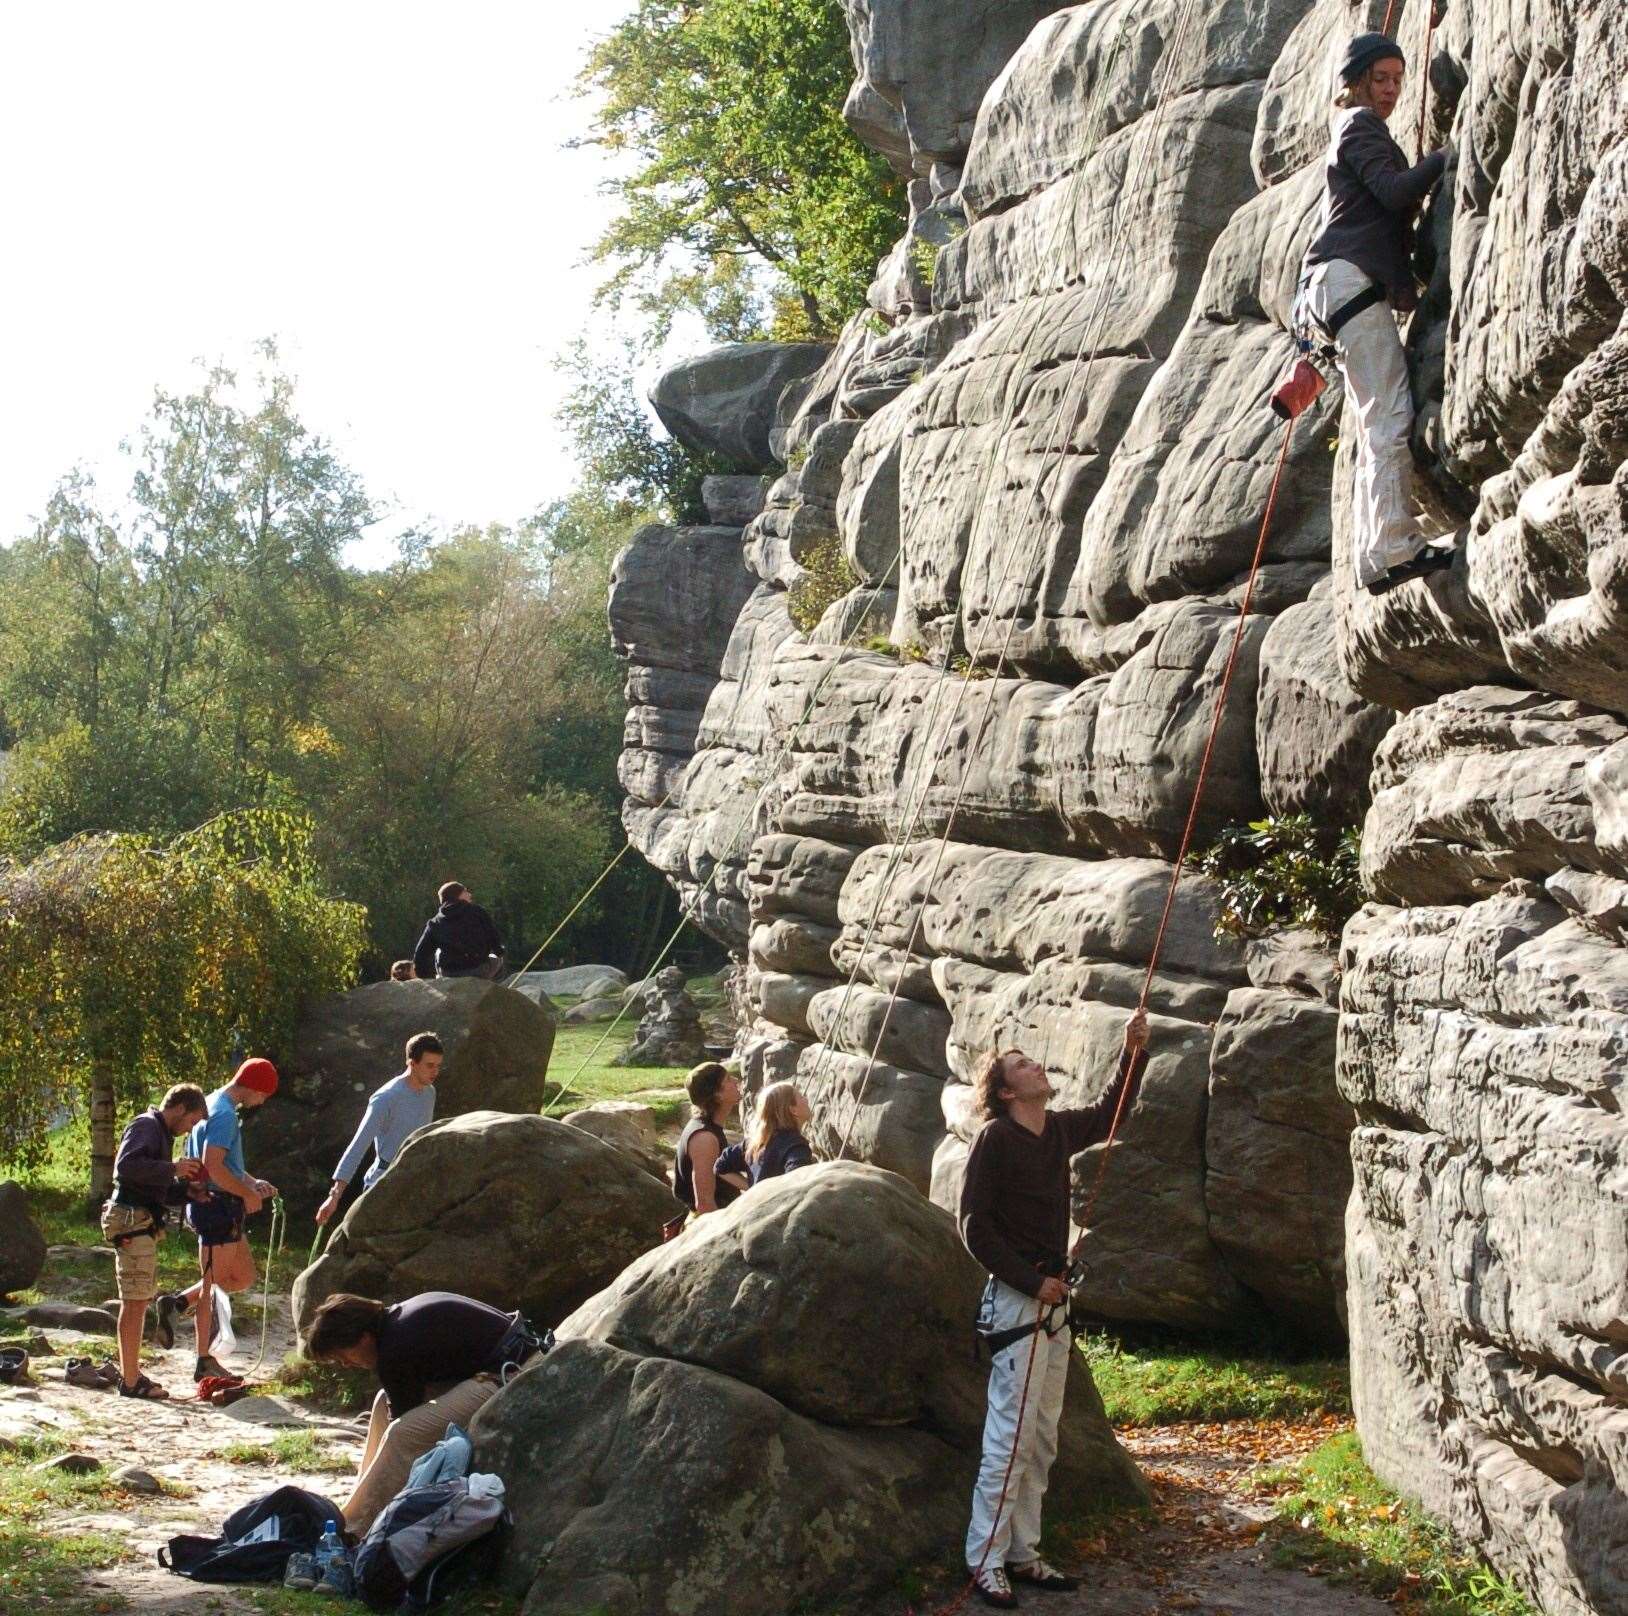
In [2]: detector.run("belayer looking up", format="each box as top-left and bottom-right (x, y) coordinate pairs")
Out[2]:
(411, 881), (505, 981)
(1294, 31), (1453, 596)
(715, 1079), (816, 1190)
(315, 1031), (443, 1227)
(671, 1061), (742, 1217)
(958, 1010), (1148, 1609)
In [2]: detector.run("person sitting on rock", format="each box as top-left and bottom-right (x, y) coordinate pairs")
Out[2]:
(157, 1059), (280, 1384)
(315, 1032), (444, 1227)
(1293, 31), (1453, 596)
(102, 1084), (210, 1400)
(389, 959), (416, 982)
(302, 1290), (544, 1533)
(671, 1061), (742, 1216)
(411, 881), (505, 981)
(959, 1011), (1148, 1609)
(716, 1080), (816, 1189)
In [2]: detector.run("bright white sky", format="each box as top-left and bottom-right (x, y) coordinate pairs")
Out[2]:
(0, 2), (672, 566)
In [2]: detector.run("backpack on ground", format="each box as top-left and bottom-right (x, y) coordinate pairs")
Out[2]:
(159, 1484), (342, 1583)
(354, 1476), (508, 1611)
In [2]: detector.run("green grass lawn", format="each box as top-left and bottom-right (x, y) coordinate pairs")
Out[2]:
(542, 1022), (692, 1126)
(1080, 1328), (1351, 1425)
(1260, 1431), (1539, 1615)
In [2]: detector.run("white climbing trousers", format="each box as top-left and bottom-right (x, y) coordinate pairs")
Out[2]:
(965, 1277), (1074, 1571)
(1301, 257), (1422, 588)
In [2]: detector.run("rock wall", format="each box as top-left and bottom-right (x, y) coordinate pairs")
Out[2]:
(616, 0), (1628, 1603)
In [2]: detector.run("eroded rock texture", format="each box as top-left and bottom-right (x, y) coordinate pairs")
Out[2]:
(618, 0), (1628, 1599)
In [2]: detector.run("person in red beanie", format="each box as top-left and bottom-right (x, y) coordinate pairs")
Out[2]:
(155, 1058), (281, 1383)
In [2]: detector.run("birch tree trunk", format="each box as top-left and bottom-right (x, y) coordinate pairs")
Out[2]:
(89, 1065), (117, 1207)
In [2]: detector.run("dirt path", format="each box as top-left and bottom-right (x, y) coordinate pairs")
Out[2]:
(3, 1289), (363, 1614)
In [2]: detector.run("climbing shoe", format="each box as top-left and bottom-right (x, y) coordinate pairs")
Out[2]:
(153, 1291), (191, 1349)
(1009, 1559), (1078, 1591)
(1365, 542), (1454, 595)
(283, 1553), (319, 1592)
(972, 1565), (1019, 1608)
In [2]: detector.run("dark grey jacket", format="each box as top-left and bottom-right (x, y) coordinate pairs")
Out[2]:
(1305, 107), (1446, 310)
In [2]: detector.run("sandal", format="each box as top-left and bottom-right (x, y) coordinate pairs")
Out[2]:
(117, 1373), (170, 1400)
(64, 1357), (114, 1391)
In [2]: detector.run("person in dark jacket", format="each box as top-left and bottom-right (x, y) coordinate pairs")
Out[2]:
(303, 1290), (541, 1532)
(716, 1080), (816, 1188)
(672, 1061), (742, 1216)
(411, 881), (505, 981)
(102, 1085), (210, 1399)
(958, 1010), (1148, 1608)
(1294, 31), (1453, 595)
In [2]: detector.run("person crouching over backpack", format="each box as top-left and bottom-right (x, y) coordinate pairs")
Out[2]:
(102, 1085), (210, 1400)
(303, 1290), (544, 1533)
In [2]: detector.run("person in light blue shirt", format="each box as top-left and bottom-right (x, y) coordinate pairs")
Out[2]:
(315, 1033), (444, 1226)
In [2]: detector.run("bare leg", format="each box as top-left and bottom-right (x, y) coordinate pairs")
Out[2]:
(116, 1298), (148, 1386)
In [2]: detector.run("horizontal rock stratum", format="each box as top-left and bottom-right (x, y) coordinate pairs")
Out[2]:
(615, 0), (1628, 1609)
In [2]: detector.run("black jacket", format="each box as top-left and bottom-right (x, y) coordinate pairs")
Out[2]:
(412, 900), (503, 978)
(112, 1109), (189, 1216)
(1304, 107), (1446, 309)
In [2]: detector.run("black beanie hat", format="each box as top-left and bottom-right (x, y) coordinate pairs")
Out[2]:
(1340, 31), (1405, 84)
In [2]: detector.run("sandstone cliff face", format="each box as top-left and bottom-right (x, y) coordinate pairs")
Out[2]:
(613, 1), (1627, 1604)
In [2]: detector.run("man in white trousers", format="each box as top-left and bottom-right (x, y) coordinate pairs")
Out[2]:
(958, 1009), (1149, 1608)
(1294, 30), (1452, 594)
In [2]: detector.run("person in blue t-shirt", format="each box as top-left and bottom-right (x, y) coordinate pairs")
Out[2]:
(154, 1058), (280, 1383)
(314, 1032), (443, 1227)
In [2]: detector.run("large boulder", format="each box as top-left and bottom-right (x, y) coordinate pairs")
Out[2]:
(292, 1112), (673, 1335)
(511, 965), (627, 1002)
(0, 1181), (46, 1297)
(471, 1164), (1146, 1616)
(649, 344), (831, 472)
(253, 978), (554, 1219)
(561, 1101), (670, 1183)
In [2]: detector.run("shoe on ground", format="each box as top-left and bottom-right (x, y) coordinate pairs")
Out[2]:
(972, 1565), (1019, 1608)
(64, 1357), (113, 1391)
(283, 1552), (319, 1592)
(315, 1557), (355, 1598)
(1009, 1558), (1078, 1591)
(117, 1373), (171, 1401)
(194, 1354), (231, 1383)
(153, 1291), (190, 1349)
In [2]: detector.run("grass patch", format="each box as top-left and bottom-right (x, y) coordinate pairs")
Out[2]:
(1261, 1433), (1538, 1613)
(1080, 1329), (1350, 1426)
(208, 1429), (340, 1474)
(542, 1024), (692, 1120)
(0, 1432), (135, 1613)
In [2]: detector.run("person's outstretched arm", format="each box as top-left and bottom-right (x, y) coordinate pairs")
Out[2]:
(319, 1092), (389, 1224)
(1057, 1009), (1150, 1153)
(1346, 113), (1446, 213)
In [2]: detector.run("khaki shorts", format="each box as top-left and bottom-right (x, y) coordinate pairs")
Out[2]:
(100, 1203), (162, 1302)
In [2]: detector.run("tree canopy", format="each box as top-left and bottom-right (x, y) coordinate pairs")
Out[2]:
(576, 0), (905, 341)
(0, 809), (367, 1193)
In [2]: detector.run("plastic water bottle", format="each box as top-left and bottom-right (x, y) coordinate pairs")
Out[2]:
(315, 1523), (348, 1575)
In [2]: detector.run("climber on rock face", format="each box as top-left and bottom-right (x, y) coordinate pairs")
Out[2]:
(958, 1011), (1148, 1609)
(1293, 30), (1454, 597)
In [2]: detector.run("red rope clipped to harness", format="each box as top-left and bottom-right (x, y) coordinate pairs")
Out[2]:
(930, 416), (1298, 1616)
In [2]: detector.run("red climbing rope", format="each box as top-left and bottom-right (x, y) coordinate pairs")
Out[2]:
(1381, 0), (1400, 36)
(928, 414), (1299, 1616)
